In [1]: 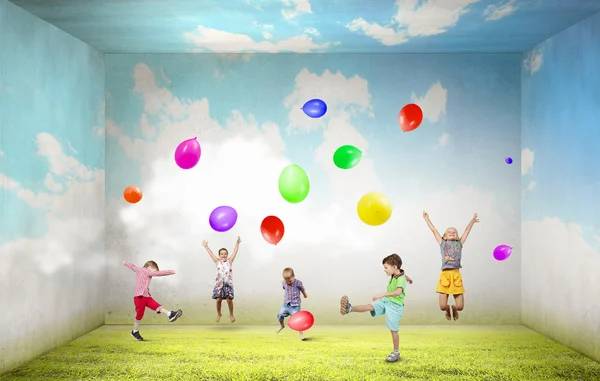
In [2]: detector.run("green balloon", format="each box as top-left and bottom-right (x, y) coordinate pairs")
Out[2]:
(333, 145), (363, 169)
(278, 164), (310, 203)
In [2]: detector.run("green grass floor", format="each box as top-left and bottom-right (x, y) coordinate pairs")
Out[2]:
(2, 325), (599, 381)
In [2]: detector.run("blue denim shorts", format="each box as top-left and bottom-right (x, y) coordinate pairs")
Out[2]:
(277, 303), (301, 321)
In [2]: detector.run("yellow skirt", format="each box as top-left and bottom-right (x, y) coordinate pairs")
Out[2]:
(436, 269), (465, 295)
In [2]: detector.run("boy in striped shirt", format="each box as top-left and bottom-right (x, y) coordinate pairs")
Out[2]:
(276, 267), (307, 340)
(123, 260), (183, 341)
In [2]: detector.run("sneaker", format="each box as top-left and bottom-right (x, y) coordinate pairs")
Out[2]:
(340, 296), (351, 315)
(169, 309), (183, 322)
(130, 330), (144, 341)
(386, 351), (400, 362)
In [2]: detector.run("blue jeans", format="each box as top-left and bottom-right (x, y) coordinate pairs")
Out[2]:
(277, 303), (300, 321)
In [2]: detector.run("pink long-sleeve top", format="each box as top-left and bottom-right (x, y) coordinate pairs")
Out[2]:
(123, 261), (175, 297)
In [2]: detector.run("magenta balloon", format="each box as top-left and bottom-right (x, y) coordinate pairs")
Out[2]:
(174, 137), (201, 170)
(493, 245), (512, 261)
(209, 206), (238, 233)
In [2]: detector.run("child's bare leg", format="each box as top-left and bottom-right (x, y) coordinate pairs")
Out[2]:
(216, 298), (223, 322)
(158, 308), (172, 316)
(133, 320), (140, 331)
(439, 293), (451, 320)
(351, 304), (374, 312)
(391, 330), (400, 351)
(226, 298), (235, 323)
(452, 294), (464, 321)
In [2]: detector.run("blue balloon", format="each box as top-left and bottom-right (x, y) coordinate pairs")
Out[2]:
(302, 99), (327, 118)
(505, 157), (513, 164)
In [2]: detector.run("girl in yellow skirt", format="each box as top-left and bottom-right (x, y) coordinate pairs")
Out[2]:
(422, 211), (479, 321)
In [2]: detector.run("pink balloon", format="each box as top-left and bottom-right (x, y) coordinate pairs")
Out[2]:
(493, 245), (513, 261)
(288, 310), (314, 332)
(174, 137), (201, 170)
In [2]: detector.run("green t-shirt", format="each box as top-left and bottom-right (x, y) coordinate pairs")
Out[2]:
(386, 273), (407, 306)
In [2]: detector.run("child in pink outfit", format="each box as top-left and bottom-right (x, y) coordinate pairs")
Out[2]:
(123, 260), (183, 341)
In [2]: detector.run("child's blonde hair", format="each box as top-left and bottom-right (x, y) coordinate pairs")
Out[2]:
(282, 267), (295, 279)
(143, 260), (159, 270)
(442, 227), (459, 240)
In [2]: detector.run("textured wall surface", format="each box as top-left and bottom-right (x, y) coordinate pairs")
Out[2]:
(0, 0), (105, 374)
(521, 11), (600, 362)
(104, 53), (521, 326)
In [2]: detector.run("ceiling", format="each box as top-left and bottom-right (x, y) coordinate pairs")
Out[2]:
(8, 0), (600, 54)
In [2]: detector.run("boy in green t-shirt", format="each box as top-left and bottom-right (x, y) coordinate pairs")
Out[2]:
(340, 253), (412, 362)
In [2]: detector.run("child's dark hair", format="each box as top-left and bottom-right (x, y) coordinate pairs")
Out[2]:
(218, 248), (228, 255)
(143, 260), (159, 271)
(382, 254), (404, 279)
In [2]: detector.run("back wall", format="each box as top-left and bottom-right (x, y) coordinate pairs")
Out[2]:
(104, 53), (521, 325)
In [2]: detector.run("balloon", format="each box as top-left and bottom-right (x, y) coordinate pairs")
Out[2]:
(174, 137), (201, 170)
(398, 103), (423, 132)
(261, 216), (285, 245)
(505, 157), (513, 164)
(209, 206), (238, 232)
(288, 310), (314, 332)
(123, 186), (143, 204)
(357, 192), (392, 226)
(278, 164), (310, 203)
(333, 145), (363, 170)
(493, 245), (513, 261)
(302, 99), (327, 118)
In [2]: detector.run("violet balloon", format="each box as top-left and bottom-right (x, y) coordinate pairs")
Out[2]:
(302, 99), (327, 118)
(493, 245), (512, 261)
(209, 206), (238, 233)
(174, 137), (201, 170)
(505, 157), (513, 164)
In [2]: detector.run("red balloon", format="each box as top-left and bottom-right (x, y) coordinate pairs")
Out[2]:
(260, 215), (284, 245)
(288, 310), (314, 332)
(398, 103), (423, 132)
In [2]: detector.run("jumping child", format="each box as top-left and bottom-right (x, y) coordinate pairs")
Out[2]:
(123, 260), (183, 341)
(422, 211), (479, 321)
(276, 267), (307, 340)
(202, 236), (241, 323)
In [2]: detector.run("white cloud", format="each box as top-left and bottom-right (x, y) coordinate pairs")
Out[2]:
(66, 140), (78, 154)
(411, 81), (448, 123)
(93, 125), (105, 136)
(346, 0), (479, 46)
(183, 26), (328, 53)
(263, 32), (273, 39)
(283, 69), (373, 133)
(437, 132), (449, 147)
(304, 27), (320, 37)
(282, 0), (312, 20)
(0, 149), (4, 156)
(521, 147), (534, 175)
(245, 0), (264, 11)
(213, 68), (225, 80)
(522, 218), (600, 357)
(523, 48), (543, 75)
(484, 0), (519, 21)
(0, 134), (104, 276)
(44, 173), (64, 193)
(526, 180), (535, 191)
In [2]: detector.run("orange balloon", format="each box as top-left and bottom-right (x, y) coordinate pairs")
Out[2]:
(124, 186), (143, 204)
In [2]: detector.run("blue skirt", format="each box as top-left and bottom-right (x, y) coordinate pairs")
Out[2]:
(212, 283), (234, 299)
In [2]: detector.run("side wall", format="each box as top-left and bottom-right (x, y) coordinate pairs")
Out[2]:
(521, 11), (600, 362)
(0, 0), (105, 374)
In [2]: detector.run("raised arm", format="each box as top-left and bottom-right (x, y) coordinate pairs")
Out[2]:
(147, 269), (176, 277)
(229, 236), (242, 265)
(202, 240), (219, 264)
(123, 261), (138, 272)
(460, 213), (479, 244)
(423, 211), (443, 245)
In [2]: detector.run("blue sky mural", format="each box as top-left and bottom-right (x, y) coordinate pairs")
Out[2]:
(9, 0), (600, 53)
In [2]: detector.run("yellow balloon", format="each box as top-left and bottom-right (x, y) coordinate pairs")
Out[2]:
(357, 192), (392, 226)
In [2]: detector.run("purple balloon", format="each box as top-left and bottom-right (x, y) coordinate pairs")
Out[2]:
(175, 137), (201, 170)
(505, 157), (513, 164)
(209, 206), (238, 233)
(493, 245), (512, 261)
